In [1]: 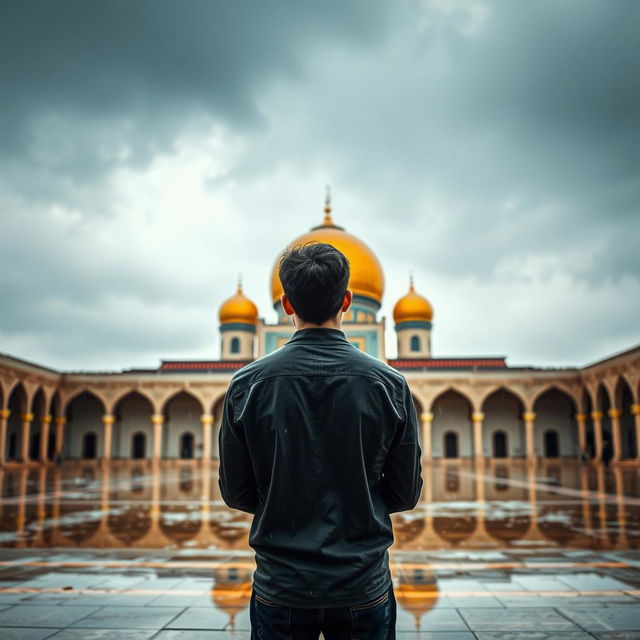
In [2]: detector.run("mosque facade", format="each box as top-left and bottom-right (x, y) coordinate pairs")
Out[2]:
(0, 200), (639, 465)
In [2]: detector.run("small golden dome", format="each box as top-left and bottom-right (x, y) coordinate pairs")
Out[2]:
(393, 276), (433, 324)
(270, 196), (384, 306)
(219, 279), (258, 325)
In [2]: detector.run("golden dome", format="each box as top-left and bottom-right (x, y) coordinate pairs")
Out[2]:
(219, 280), (258, 325)
(270, 198), (384, 307)
(393, 276), (433, 324)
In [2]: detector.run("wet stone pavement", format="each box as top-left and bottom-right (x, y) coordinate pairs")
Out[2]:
(0, 459), (639, 638)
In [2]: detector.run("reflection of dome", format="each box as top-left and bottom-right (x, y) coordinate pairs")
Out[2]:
(212, 563), (254, 629)
(270, 200), (384, 308)
(393, 276), (433, 324)
(219, 281), (258, 325)
(394, 566), (439, 630)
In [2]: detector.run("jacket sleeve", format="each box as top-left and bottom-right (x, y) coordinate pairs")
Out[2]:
(218, 387), (259, 514)
(380, 380), (423, 513)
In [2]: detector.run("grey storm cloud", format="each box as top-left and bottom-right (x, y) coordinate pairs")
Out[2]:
(0, 0), (639, 369)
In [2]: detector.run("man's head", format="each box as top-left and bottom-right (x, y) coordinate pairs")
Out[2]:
(279, 243), (351, 326)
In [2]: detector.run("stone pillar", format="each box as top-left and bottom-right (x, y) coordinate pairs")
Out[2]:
(632, 405), (640, 462)
(472, 412), (484, 459)
(201, 414), (213, 461)
(591, 411), (603, 460)
(54, 417), (66, 458)
(39, 415), (52, 462)
(420, 412), (432, 462)
(102, 414), (115, 460)
(19, 413), (34, 462)
(0, 409), (10, 465)
(575, 413), (587, 459)
(609, 408), (623, 462)
(523, 411), (536, 462)
(151, 414), (164, 460)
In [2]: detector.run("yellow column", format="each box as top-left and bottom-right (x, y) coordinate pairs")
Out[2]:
(19, 412), (34, 462)
(608, 408), (623, 462)
(472, 412), (484, 459)
(201, 414), (213, 461)
(0, 409), (10, 465)
(591, 411), (603, 460)
(102, 414), (115, 460)
(151, 414), (164, 460)
(420, 412), (432, 462)
(632, 405), (640, 462)
(54, 416), (66, 458)
(523, 411), (536, 462)
(575, 413), (587, 458)
(39, 415), (52, 462)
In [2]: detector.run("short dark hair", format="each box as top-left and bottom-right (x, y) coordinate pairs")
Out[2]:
(278, 243), (350, 325)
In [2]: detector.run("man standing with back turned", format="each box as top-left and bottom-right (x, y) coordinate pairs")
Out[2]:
(219, 242), (423, 639)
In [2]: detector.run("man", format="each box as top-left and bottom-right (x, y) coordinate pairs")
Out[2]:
(219, 242), (423, 639)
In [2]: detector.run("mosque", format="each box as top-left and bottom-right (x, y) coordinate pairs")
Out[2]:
(0, 197), (639, 466)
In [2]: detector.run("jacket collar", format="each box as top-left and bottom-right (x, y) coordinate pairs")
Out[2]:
(288, 328), (350, 344)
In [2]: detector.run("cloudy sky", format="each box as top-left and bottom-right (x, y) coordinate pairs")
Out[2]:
(1, 0), (638, 371)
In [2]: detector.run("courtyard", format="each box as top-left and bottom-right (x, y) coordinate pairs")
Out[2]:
(0, 460), (639, 638)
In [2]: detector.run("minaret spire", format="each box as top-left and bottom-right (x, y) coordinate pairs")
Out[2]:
(323, 184), (334, 226)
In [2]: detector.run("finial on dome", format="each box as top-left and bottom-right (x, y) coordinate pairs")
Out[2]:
(237, 273), (243, 293)
(323, 184), (334, 226)
(409, 271), (415, 292)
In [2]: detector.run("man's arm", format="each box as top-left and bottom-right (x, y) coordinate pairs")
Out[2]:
(380, 380), (423, 513)
(218, 388), (259, 514)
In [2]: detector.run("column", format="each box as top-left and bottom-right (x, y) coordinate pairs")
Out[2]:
(54, 416), (66, 459)
(523, 411), (536, 462)
(102, 414), (114, 460)
(608, 408), (623, 462)
(39, 415), (52, 462)
(472, 412), (484, 459)
(201, 414), (213, 461)
(575, 413), (587, 459)
(0, 409), (10, 465)
(420, 412), (432, 462)
(632, 405), (640, 462)
(19, 412), (34, 462)
(591, 411), (603, 460)
(151, 414), (164, 460)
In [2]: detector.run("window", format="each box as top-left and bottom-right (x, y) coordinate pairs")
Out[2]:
(493, 431), (508, 458)
(444, 431), (459, 458)
(410, 335), (421, 352)
(83, 432), (97, 459)
(230, 337), (240, 354)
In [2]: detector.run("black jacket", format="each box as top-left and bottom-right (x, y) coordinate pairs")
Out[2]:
(219, 328), (422, 608)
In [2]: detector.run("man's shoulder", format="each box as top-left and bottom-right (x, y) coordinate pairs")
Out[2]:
(228, 347), (286, 391)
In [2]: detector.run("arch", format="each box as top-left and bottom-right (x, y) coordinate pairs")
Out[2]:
(6, 383), (27, 462)
(431, 390), (473, 458)
(131, 432), (147, 459)
(597, 383), (613, 463)
(113, 391), (154, 459)
(478, 385), (527, 412)
(82, 432), (98, 459)
(62, 387), (109, 416)
(65, 391), (106, 459)
(410, 335), (421, 352)
(443, 432), (459, 459)
(482, 388), (525, 458)
(230, 336), (241, 354)
(163, 391), (203, 459)
(29, 388), (46, 460)
(430, 386), (475, 410)
(493, 431), (508, 458)
(180, 432), (195, 459)
(111, 388), (156, 415)
(531, 382), (580, 409)
(615, 377), (637, 459)
(534, 387), (578, 458)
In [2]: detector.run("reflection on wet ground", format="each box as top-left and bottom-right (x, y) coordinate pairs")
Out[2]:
(1, 460), (640, 638)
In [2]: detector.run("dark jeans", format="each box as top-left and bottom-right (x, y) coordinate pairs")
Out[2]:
(250, 585), (396, 639)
